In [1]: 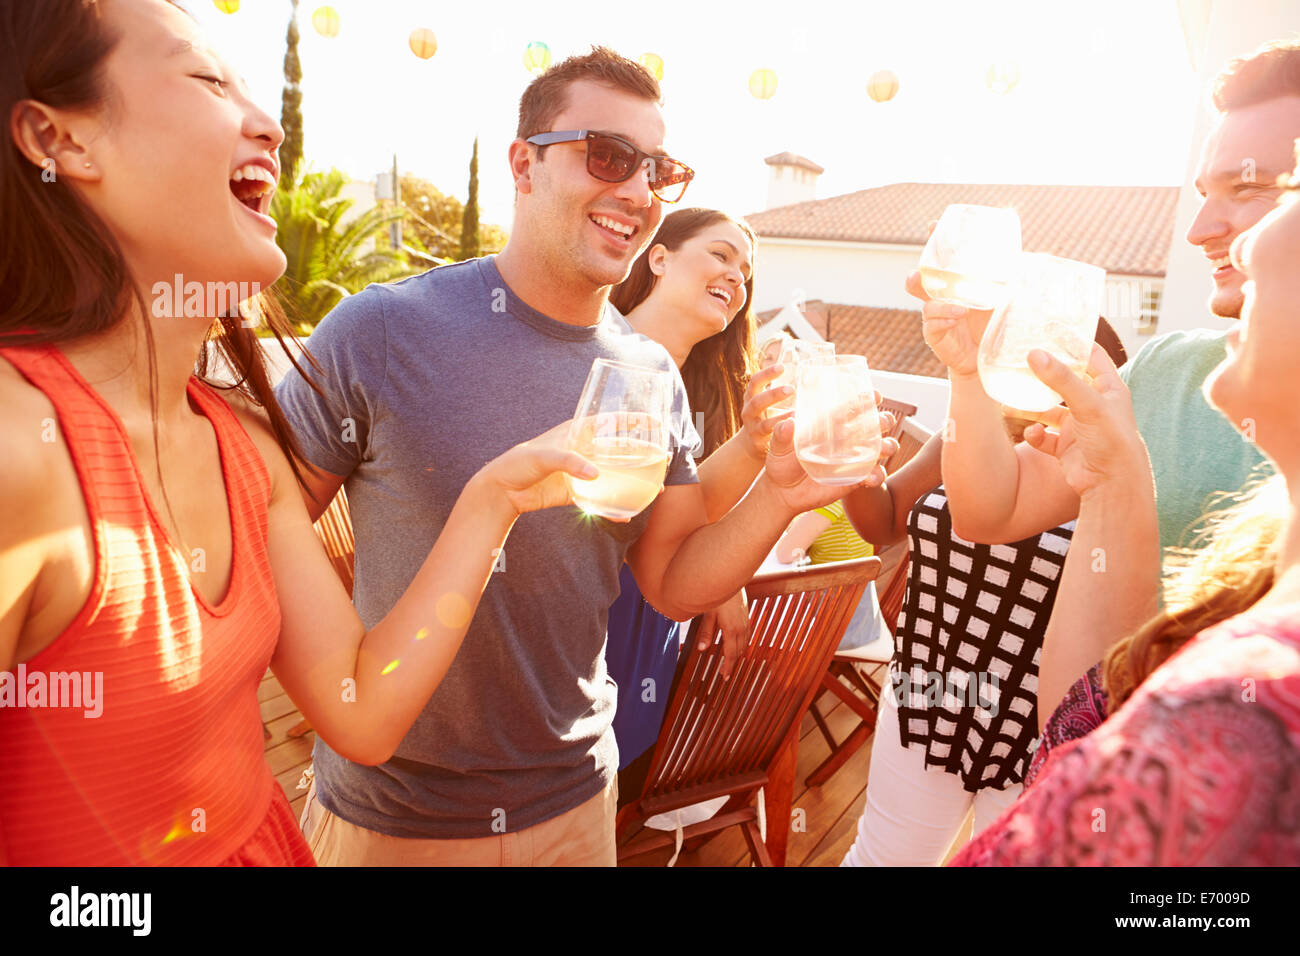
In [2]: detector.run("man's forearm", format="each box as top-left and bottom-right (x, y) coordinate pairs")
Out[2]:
(941, 372), (1024, 539)
(657, 474), (798, 618)
(1036, 478), (1160, 731)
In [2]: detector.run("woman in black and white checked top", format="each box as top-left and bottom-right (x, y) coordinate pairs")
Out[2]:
(835, 424), (1074, 865)
(893, 487), (1073, 790)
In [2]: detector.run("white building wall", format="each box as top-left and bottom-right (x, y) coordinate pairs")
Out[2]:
(754, 238), (921, 313)
(1159, 0), (1300, 337)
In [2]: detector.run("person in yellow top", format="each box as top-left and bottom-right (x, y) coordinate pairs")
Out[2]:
(776, 501), (890, 652)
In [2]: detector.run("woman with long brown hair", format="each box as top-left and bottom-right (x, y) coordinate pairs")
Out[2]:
(0, 0), (593, 865)
(605, 207), (784, 799)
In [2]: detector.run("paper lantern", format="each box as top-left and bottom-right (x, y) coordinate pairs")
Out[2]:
(311, 6), (340, 38)
(523, 42), (552, 76)
(639, 53), (664, 82)
(748, 68), (777, 100)
(409, 28), (437, 60)
(866, 69), (899, 103)
(986, 61), (1020, 95)
(213, 0), (239, 13)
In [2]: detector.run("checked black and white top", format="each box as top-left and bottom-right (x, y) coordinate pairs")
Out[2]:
(889, 485), (1075, 792)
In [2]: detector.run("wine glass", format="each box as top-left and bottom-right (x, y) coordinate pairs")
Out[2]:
(767, 338), (835, 418)
(918, 204), (1022, 310)
(565, 358), (674, 521)
(793, 355), (882, 487)
(976, 253), (1105, 412)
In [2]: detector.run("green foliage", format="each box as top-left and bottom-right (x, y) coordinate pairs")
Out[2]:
(401, 172), (507, 262)
(271, 168), (421, 331)
(279, 1), (304, 187)
(459, 138), (481, 261)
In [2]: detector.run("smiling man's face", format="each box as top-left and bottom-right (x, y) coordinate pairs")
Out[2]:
(522, 80), (667, 291)
(1186, 95), (1300, 319)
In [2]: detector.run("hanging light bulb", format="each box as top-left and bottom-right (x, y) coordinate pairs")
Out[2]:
(986, 61), (1021, 94)
(523, 42), (552, 76)
(409, 28), (437, 60)
(213, 0), (240, 14)
(311, 6), (340, 39)
(866, 69), (899, 103)
(639, 53), (664, 82)
(748, 68), (778, 100)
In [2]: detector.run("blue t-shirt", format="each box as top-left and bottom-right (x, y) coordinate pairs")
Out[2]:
(274, 257), (700, 838)
(1121, 328), (1272, 553)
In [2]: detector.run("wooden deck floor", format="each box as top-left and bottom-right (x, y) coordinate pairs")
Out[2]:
(259, 664), (972, 866)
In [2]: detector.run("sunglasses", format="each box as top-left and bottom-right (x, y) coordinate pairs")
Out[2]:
(525, 130), (695, 203)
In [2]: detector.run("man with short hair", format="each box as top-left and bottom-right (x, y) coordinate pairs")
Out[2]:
(276, 47), (886, 866)
(923, 39), (1295, 727)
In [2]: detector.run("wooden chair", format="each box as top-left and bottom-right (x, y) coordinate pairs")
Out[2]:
(804, 414), (930, 788)
(313, 488), (355, 597)
(616, 556), (882, 867)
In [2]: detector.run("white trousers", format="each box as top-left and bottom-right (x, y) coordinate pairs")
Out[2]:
(840, 685), (1022, 866)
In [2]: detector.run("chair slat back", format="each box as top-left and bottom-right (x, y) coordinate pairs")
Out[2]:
(640, 558), (881, 810)
(313, 489), (356, 597)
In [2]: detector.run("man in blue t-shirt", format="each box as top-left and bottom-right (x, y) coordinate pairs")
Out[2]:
(276, 47), (894, 866)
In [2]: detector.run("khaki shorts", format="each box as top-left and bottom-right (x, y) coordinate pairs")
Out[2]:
(300, 774), (618, 867)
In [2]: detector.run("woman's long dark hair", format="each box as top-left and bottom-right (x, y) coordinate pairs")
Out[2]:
(612, 208), (757, 459)
(0, 0), (319, 492)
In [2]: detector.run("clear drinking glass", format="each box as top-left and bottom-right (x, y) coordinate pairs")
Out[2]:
(767, 338), (835, 418)
(976, 253), (1105, 412)
(918, 204), (1022, 310)
(565, 359), (674, 521)
(793, 355), (882, 487)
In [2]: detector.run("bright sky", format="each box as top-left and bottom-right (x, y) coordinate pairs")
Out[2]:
(192, 0), (1202, 232)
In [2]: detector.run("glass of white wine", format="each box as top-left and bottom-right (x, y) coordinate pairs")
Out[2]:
(918, 204), (1022, 311)
(793, 355), (882, 487)
(767, 338), (835, 418)
(565, 358), (673, 521)
(976, 253), (1105, 412)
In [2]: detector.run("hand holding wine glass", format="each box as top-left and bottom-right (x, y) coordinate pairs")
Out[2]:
(564, 359), (674, 522)
(1019, 344), (1150, 499)
(977, 253), (1105, 412)
(794, 356), (883, 487)
(475, 420), (598, 517)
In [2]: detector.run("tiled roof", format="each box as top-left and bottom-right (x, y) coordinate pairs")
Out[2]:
(764, 152), (825, 174)
(759, 301), (943, 378)
(747, 183), (1179, 276)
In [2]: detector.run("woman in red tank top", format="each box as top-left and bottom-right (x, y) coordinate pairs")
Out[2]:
(0, 0), (595, 866)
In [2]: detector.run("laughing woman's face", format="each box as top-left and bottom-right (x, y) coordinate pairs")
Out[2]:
(76, 0), (286, 300)
(1205, 156), (1300, 471)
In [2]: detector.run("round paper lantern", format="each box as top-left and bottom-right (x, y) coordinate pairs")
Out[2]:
(639, 52), (664, 82)
(986, 61), (1020, 95)
(523, 41), (552, 76)
(866, 69), (899, 103)
(409, 28), (437, 60)
(748, 68), (777, 100)
(311, 6), (340, 38)
(213, 0), (239, 13)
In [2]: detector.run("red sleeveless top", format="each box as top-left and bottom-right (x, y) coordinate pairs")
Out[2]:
(0, 344), (313, 866)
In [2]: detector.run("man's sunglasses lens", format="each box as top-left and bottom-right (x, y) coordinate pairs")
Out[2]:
(588, 137), (637, 182)
(586, 135), (691, 202)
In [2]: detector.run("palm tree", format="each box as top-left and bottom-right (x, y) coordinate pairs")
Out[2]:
(271, 168), (420, 331)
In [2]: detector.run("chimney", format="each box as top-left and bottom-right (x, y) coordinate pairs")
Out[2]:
(764, 151), (824, 210)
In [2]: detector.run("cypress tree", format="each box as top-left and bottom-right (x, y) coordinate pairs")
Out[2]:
(459, 137), (481, 260)
(279, 0), (304, 186)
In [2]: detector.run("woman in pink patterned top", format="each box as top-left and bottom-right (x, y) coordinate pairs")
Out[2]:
(952, 164), (1300, 866)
